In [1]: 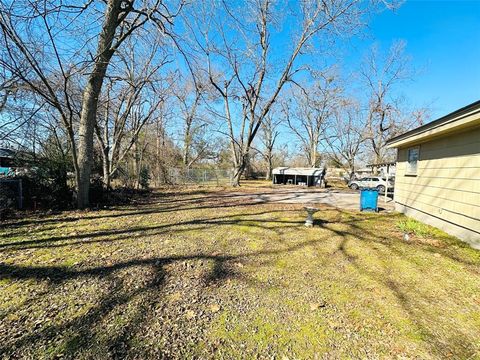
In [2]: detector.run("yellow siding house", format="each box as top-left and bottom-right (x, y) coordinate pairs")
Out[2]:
(386, 101), (480, 248)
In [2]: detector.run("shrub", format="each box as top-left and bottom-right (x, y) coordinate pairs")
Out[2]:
(139, 166), (151, 189)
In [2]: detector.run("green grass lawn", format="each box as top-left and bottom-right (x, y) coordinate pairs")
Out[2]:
(1, 185), (480, 359)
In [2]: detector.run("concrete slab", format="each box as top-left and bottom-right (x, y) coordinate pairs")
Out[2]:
(227, 188), (395, 212)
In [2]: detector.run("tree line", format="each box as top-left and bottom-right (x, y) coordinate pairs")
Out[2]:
(0, 0), (428, 208)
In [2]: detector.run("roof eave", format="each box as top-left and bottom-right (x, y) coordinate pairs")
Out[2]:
(386, 100), (480, 148)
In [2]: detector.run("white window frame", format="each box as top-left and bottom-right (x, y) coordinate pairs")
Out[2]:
(406, 146), (420, 176)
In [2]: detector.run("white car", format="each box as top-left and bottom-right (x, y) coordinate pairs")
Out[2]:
(348, 176), (394, 193)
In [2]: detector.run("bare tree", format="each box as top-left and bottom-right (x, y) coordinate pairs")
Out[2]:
(76, 0), (186, 206)
(178, 84), (201, 168)
(76, 0), (139, 206)
(156, 114), (180, 185)
(258, 114), (281, 180)
(189, 0), (375, 186)
(360, 41), (424, 164)
(173, 76), (215, 169)
(0, 0), (184, 207)
(0, 1), (82, 185)
(94, 37), (170, 189)
(284, 76), (340, 167)
(324, 100), (367, 179)
(0, 65), (19, 113)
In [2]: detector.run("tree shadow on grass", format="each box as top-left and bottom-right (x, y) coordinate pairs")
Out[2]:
(328, 222), (480, 358)
(0, 253), (241, 357)
(1, 268), (166, 357)
(0, 187), (333, 230)
(1, 202), (479, 358)
(0, 209), (307, 252)
(0, 199), (265, 233)
(0, 230), (335, 358)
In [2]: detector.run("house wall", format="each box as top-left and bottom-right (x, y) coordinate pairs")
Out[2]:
(394, 126), (480, 248)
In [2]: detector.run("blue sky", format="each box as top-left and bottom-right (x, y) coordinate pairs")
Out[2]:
(350, 0), (480, 120)
(267, 0), (480, 157)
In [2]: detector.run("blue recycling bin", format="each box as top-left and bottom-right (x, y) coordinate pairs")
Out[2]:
(360, 188), (379, 212)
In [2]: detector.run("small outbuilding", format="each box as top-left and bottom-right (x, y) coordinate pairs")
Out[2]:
(272, 167), (326, 187)
(386, 100), (480, 248)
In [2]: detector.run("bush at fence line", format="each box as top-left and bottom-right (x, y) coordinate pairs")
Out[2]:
(20, 172), (72, 210)
(87, 176), (148, 207)
(0, 151), (74, 211)
(139, 166), (151, 189)
(0, 182), (17, 219)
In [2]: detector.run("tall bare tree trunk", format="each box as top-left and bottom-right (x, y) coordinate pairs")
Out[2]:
(231, 162), (246, 187)
(244, 153), (253, 179)
(77, 0), (123, 208)
(156, 125), (161, 186)
(132, 136), (140, 188)
(102, 147), (111, 189)
(310, 146), (317, 168)
(183, 122), (191, 168)
(265, 154), (273, 181)
(231, 149), (248, 187)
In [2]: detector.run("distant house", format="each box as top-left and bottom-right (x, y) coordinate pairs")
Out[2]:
(272, 167), (327, 187)
(354, 167), (374, 177)
(0, 148), (16, 175)
(0, 148), (33, 177)
(366, 162), (396, 178)
(386, 100), (480, 248)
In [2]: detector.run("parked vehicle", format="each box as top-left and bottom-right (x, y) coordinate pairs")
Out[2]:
(348, 176), (394, 193)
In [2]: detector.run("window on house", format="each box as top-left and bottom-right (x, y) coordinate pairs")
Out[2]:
(406, 147), (419, 175)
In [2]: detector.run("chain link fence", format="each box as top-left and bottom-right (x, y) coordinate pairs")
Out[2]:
(167, 168), (232, 186)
